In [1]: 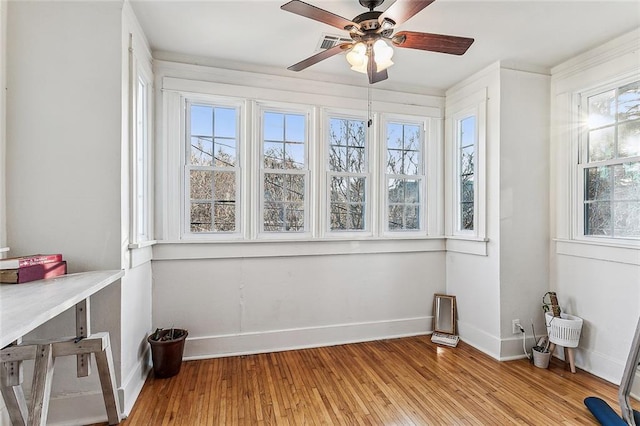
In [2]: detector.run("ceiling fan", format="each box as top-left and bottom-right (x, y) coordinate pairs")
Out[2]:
(281, 0), (474, 84)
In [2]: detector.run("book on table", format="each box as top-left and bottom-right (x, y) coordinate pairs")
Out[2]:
(0, 261), (67, 284)
(0, 254), (63, 270)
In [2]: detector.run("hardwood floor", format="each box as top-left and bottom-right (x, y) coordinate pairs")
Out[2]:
(98, 336), (622, 425)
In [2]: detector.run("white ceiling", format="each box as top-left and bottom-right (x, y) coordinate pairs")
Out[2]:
(130, 0), (640, 93)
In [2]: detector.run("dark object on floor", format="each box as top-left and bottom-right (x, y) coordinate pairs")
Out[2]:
(147, 328), (188, 378)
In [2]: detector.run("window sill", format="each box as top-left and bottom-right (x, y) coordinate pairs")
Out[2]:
(128, 240), (157, 249)
(555, 239), (640, 266)
(445, 236), (489, 256)
(153, 237), (446, 260)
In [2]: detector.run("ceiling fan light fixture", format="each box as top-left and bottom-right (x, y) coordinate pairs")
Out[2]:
(346, 42), (368, 73)
(373, 39), (394, 71)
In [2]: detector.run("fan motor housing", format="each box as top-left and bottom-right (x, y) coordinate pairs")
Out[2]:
(353, 11), (383, 31)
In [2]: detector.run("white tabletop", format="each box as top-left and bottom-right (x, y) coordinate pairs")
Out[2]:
(0, 270), (124, 348)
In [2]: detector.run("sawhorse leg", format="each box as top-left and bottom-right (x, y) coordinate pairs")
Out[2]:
(1, 334), (121, 425)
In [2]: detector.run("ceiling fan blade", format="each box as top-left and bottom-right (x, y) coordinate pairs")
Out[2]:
(367, 47), (389, 84)
(281, 0), (357, 31)
(392, 31), (474, 55)
(288, 42), (353, 72)
(379, 0), (435, 26)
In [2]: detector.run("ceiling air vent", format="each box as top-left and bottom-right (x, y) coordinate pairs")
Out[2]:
(317, 34), (353, 51)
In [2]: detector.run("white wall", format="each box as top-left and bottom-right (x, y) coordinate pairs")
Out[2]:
(499, 68), (550, 354)
(445, 63), (550, 360)
(550, 29), (640, 384)
(153, 252), (446, 358)
(5, 1), (153, 424)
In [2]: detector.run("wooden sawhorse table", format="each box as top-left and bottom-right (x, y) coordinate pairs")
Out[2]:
(0, 270), (124, 425)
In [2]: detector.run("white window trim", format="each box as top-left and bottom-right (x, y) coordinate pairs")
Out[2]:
(255, 101), (315, 240)
(380, 114), (428, 237)
(445, 88), (487, 247)
(181, 95), (247, 241)
(130, 58), (154, 245)
(573, 76), (640, 246)
(321, 108), (374, 238)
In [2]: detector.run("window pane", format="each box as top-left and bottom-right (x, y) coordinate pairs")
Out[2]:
(614, 201), (640, 237)
(613, 162), (640, 201)
(263, 203), (284, 232)
(349, 177), (365, 203)
(213, 107), (236, 138)
(618, 81), (640, 122)
(330, 203), (347, 230)
(214, 204), (235, 231)
(264, 112), (284, 141)
(190, 170), (212, 200)
(387, 149), (403, 174)
(387, 123), (403, 149)
(286, 204), (305, 231)
(460, 116), (476, 148)
(285, 174), (305, 202)
(461, 145), (475, 175)
(588, 90), (616, 129)
(388, 205), (403, 230)
(286, 114), (305, 143)
(461, 174), (474, 203)
(588, 127), (615, 162)
(190, 203), (212, 232)
(264, 173), (283, 201)
(214, 139), (237, 167)
(405, 205), (419, 230)
(403, 149), (419, 176)
(388, 179), (404, 203)
(405, 180), (419, 203)
(285, 142), (305, 170)
(349, 204), (365, 230)
(213, 172), (236, 203)
(461, 202), (474, 230)
(347, 147), (366, 173)
(585, 166), (611, 201)
(191, 105), (213, 137)
(264, 142), (284, 169)
(191, 136), (213, 166)
(330, 176), (347, 202)
(329, 146), (348, 172)
(618, 120), (640, 158)
(585, 202), (611, 235)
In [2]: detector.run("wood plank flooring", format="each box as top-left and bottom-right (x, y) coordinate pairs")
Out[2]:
(96, 336), (624, 425)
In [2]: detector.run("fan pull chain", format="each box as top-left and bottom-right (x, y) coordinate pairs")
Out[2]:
(367, 86), (373, 128)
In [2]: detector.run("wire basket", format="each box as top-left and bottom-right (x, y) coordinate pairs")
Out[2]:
(545, 312), (583, 348)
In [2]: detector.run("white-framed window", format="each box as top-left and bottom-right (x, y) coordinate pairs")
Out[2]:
(160, 76), (443, 248)
(578, 79), (640, 241)
(456, 114), (476, 233)
(445, 87), (487, 248)
(128, 32), (154, 247)
(383, 117), (426, 234)
(185, 99), (242, 237)
(324, 112), (371, 235)
(258, 104), (312, 236)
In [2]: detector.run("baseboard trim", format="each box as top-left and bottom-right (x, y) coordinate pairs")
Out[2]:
(184, 316), (432, 360)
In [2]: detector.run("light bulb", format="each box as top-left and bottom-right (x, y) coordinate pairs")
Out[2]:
(373, 39), (394, 72)
(346, 42), (368, 74)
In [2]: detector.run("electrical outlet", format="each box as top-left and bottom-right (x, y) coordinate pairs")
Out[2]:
(512, 319), (522, 334)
